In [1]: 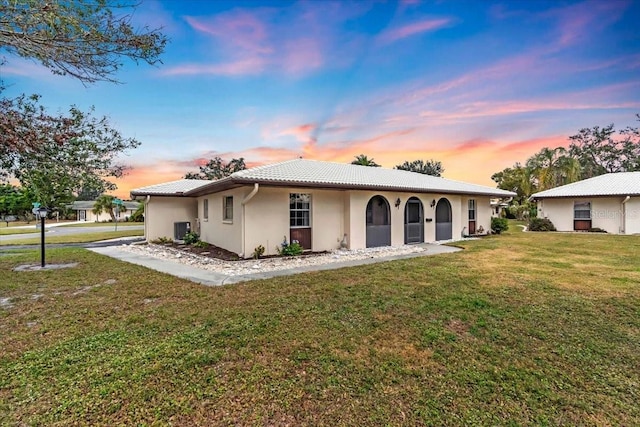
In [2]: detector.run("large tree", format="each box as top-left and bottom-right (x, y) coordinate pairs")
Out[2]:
(185, 157), (247, 180)
(568, 115), (640, 178)
(0, 0), (167, 85)
(351, 154), (380, 167)
(395, 159), (444, 177)
(493, 114), (640, 201)
(1, 95), (140, 211)
(0, 0), (167, 159)
(0, 183), (31, 220)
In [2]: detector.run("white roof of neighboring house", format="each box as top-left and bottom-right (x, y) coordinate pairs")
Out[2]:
(70, 200), (140, 210)
(130, 179), (211, 197)
(531, 172), (640, 199)
(132, 159), (515, 198)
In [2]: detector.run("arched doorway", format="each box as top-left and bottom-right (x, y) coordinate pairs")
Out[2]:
(366, 195), (391, 247)
(404, 197), (424, 244)
(435, 198), (452, 241)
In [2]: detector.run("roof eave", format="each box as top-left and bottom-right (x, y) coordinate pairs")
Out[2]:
(185, 177), (515, 198)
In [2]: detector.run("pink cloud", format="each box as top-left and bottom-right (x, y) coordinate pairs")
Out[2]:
(184, 13), (271, 55)
(162, 57), (265, 76)
(378, 18), (452, 44)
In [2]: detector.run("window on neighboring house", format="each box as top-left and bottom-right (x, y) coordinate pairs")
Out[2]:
(574, 201), (591, 219)
(203, 198), (209, 220)
(223, 196), (233, 222)
(290, 193), (311, 227)
(468, 199), (476, 221)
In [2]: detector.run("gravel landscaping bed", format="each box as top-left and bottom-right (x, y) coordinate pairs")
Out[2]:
(120, 243), (428, 277)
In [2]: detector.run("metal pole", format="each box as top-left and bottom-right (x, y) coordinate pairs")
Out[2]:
(40, 214), (45, 268)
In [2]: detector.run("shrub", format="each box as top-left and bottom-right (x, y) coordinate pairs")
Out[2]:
(529, 218), (556, 232)
(151, 236), (173, 244)
(194, 240), (209, 248)
(491, 217), (509, 234)
(252, 244), (265, 259)
(276, 237), (303, 256)
(183, 231), (200, 245)
(588, 227), (607, 233)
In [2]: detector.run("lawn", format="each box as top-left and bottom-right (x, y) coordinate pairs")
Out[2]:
(57, 221), (144, 228)
(0, 229), (143, 245)
(1, 232), (639, 425)
(0, 228), (40, 236)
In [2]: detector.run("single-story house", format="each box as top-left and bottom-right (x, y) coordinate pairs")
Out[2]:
(131, 159), (515, 257)
(530, 172), (640, 234)
(69, 200), (140, 222)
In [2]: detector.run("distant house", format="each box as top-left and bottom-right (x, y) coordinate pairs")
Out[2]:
(69, 200), (140, 222)
(530, 172), (640, 234)
(131, 159), (515, 257)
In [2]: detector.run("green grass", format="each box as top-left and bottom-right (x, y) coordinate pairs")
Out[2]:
(1, 232), (639, 425)
(0, 229), (143, 245)
(0, 227), (39, 236)
(57, 222), (144, 228)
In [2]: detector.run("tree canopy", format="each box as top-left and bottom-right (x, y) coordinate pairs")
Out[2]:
(351, 154), (380, 167)
(395, 159), (444, 177)
(492, 114), (640, 206)
(1, 95), (140, 211)
(184, 157), (247, 180)
(92, 194), (116, 222)
(0, 0), (167, 85)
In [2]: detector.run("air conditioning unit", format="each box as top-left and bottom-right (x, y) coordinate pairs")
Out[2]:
(174, 222), (191, 240)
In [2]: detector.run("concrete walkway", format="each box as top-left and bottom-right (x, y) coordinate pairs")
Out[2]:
(89, 243), (462, 286)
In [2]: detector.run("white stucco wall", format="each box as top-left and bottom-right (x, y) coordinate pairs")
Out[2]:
(461, 196), (492, 235)
(243, 187), (345, 257)
(537, 197), (635, 234)
(144, 196), (197, 241)
(197, 188), (244, 255)
(626, 197), (640, 234)
(150, 186), (503, 256)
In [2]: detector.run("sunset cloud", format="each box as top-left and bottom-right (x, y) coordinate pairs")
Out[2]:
(378, 18), (452, 44)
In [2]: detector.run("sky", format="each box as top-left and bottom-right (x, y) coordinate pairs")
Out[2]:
(2, 0), (639, 199)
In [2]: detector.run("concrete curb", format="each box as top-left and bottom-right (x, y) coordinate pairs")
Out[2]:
(88, 244), (462, 286)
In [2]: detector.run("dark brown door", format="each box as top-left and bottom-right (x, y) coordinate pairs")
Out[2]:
(468, 220), (476, 234)
(290, 228), (311, 250)
(574, 220), (591, 231)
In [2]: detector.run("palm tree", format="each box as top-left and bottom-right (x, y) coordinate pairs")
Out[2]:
(351, 154), (380, 167)
(92, 194), (115, 222)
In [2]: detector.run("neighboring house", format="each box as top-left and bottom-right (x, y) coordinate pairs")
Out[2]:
(131, 159), (516, 257)
(69, 200), (140, 222)
(530, 172), (640, 234)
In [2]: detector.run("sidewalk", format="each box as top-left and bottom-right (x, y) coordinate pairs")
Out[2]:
(89, 243), (462, 286)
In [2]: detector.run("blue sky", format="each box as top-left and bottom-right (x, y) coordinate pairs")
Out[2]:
(2, 0), (639, 197)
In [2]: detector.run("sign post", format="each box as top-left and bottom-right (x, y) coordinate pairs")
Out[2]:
(36, 206), (48, 268)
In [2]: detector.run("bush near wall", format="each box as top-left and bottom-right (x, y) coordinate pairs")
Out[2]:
(529, 218), (557, 232)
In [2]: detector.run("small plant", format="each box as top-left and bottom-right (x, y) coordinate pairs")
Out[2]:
(183, 231), (200, 245)
(491, 217), (509, 234)
(252, 244), (265, 259)
(529, 218), (556, 232)
(194, 240), (209, 248)
(151, 236), (173, 244)
(276, 236), (303, 257)
(588, 227), (607, 233)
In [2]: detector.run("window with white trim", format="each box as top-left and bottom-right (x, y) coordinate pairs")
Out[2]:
(290, 193), (311, 227)
(468, 199), (476, 220)
(223, 196), (233, 222)
(574, 201), (591, 219)
(203, 198), (209, 220)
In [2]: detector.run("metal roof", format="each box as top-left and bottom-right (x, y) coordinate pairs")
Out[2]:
(531, 172), (640, 199)
(186, 159), (516, 197)
(130, 179), (211, 197)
